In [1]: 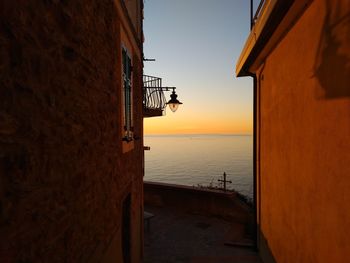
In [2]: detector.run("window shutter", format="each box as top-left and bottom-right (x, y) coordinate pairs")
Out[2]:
(122, 47), (133, 141)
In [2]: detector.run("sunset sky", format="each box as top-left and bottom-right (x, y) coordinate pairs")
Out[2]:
(143, 0), (255, 135)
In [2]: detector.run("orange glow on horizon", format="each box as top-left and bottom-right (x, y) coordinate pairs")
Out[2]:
(144, 114), (252, 135)
(143, 90), (253, 135)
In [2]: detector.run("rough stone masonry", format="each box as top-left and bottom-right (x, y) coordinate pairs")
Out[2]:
(0, 1), (144, 262)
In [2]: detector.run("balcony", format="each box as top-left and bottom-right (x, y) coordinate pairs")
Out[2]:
(236, 0), (307, 76)
(143, 75), (167, 117)
(143, 75), (183, 117)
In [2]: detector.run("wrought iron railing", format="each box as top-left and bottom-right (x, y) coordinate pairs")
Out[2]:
(251, 0), (266, 29)
(143, 75), (167, 112)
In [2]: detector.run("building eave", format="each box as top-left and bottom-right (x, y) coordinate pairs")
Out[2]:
(236, 0), (312, 77)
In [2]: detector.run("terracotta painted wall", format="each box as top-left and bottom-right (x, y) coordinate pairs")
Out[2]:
(257, 0), (350, 262)
(0, 1), (143, 262)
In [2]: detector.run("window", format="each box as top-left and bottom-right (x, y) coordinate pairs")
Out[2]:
(122, 47), (133, 142)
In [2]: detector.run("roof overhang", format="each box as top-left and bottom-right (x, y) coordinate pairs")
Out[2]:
(236, 0), (313, 77)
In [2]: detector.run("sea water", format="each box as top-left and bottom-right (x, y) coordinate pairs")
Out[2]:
(144, 134), (253, 199)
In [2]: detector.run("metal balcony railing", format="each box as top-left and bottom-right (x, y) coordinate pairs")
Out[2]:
(143, 75), (167, 117)
(251, 0), (266, 29)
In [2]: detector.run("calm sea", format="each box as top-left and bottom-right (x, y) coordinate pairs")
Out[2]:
(144, 134), (253, 198)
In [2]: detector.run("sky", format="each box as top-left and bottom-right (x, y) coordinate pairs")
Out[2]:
(143, 0), (255, 135)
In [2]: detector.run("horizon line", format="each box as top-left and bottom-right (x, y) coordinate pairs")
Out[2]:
(144, 133), (253, 136)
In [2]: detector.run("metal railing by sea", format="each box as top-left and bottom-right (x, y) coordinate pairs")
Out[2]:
(251, 0), (266, 29)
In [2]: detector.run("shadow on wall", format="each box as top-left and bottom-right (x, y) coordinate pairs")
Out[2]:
(314, 0), (350, 99)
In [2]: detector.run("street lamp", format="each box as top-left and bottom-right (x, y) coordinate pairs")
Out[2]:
(167, 88), (183, 112)
(143, 75), (182, 116)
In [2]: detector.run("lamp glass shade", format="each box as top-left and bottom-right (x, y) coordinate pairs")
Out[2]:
(168, 103), (179, 112)
(167, 90), (182, 113)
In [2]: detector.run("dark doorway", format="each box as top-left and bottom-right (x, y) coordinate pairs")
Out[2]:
(122, 194), (131, 263)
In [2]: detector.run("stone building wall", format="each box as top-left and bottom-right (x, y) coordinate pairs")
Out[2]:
(0, 1), (143, 262)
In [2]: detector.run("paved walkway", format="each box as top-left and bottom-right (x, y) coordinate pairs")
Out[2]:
(144, 205), (262, 263)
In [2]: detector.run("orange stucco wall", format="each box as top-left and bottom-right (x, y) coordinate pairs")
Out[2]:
(256, 0), (350, 262)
